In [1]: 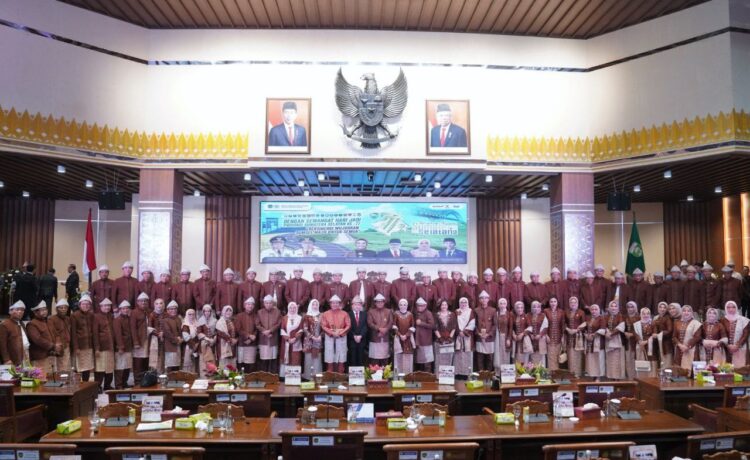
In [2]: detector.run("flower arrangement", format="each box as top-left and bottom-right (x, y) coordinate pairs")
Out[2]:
(204, 362), (241, 381)
(708, 362), (734, 374)
(9, 364), (45, 387)
(515, 362), (550, 382)
(365, 364), (393, 381)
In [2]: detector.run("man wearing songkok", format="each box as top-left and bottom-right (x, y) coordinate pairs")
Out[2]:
(580, 272), (596, 312)
(262, 268), (287, 313)
(474, 291), (497, 372)
(113, 300), (133, 389)
(629, 268), (652, 312)
(92, 298), (115, 391)
(71, 295), (94, 381)
(651, 271), (669, 308)
(416, 273), (438, 312)
(367, 294), (393, 366)
(138, 269), (156, 302)
(239, 267), (263, 312)
(326, 270), (349, 309)
(702, 263), (719, 309)
(524, 271), (548, 307)
(321, 295), (351, 373)
(592, 264), (611, 308)
(478, 268), (499, 308)
(721, 301), (749, 367)
(719, 265), (742, 309)
(607, 272), (632, 314)
(347, 297), (368, 367)
(91, 265), (114, 309)
(452, 270), (466, 306)
(461, 272), (480, 308)
(153, 271), (174, 305)
(508, 266), (526, 309)
(684, 265), (706, 318)
(294, 236), (327, 257)
(192, 264), (216, 309)
(309, 268), (329, 311)
(390, 266), (417, 308)
(173, 268), (194, 316)
(392, 299), (415, 374)
(130, 292), (150, 385)
(604, 301), (626, 380)
(50, 299), (72, 371)
(433, 267), (456, 308)
(349, 267), (374, 310)
(286, 266), (311, 311)
(256, 295), (282, 373)
(235, 297), (258, 373)
(373, 270), (392, 309)
(114, 261), (138, 308)
(496, 268), (511, 307)
(545, 268), (565, 307)
(544, 296), (564, 371)
(666, 265), (685, 305)
(414, 297), (436, 372)
(215, 268), (240, 314)
(163, 301), (184, 372)
(563, 268), (581, 310)
(27, 301), (59, 375)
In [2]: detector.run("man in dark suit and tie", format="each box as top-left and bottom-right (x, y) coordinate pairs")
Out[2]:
(346, 238), (377, 258)
(376, 238), (412, 259)
(438, 237), (467, 259)
(268, 101), (308, 147)
(430, 103), (467, 148)
(347, 296), (368, 367)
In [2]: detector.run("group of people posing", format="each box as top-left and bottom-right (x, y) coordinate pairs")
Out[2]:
(1, 258), (748, 391)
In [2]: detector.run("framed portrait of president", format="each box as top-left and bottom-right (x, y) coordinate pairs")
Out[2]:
(426, 99), (471, 155)
(265, 98), (311, 154)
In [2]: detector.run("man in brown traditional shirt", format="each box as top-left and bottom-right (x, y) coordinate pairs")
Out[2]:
(256, 295), (281, 373)
(113, 261), (138, 308)
(474, 291), (497, 371)
(367, 294), (392, 366)
(173, 268), (194, 316)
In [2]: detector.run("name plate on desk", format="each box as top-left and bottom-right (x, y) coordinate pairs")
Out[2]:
(701, 438), (735, 451)
(555, 379), (571, 385)
(166, 381), (185, 388)
(231, 393), (248, 402)
(315, 419), (340, 429)
(524, 388), (539, 397)
(104, 417), (129, 427)
(416, 394), (433, 403)
(509, 389), (522, 398)
(247, 381), (266, 388)
(526, 413), (549, 423)
(670, 377), (689, 382)
(314, 394), (344, 404)
(348, 367), (365, 386)
(404, 382), (422, 389)
(438, 366), (455, 385)
(617, 411), (642, 420)
(215, 394), (231, 402)
(43, 380), (65, 387)
(191, 379), (209, 390)
(421, 416), (441, 426)
(500, 364), (516, 384)
(285, 366), (301, 386)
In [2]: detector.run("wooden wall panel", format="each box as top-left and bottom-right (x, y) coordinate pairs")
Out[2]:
(663, 200), (714, 268)
(476, 197), (522, 274)
(204, 196), (252, 280)
(0, 197), (55, 273)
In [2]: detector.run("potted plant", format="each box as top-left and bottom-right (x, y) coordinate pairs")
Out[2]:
(10, 364), (45, 388)
(515, 362), (550, 384)
(365, 364), (393, 388)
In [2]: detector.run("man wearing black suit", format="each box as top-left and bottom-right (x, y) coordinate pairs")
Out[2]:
(430, 103), (468, 148)
(14, 263), (38, 320)
(347, 296), (368, 367)
(65, 264), (79, 306)
(38, 268), (58, 309)
(376, 238), (412, 259)
(346, 238), (376, 258)
(438, 237), (467, 259)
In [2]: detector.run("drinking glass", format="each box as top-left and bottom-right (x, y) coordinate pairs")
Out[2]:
(512, 405), (521, 423)
(216, 412), (226, 431)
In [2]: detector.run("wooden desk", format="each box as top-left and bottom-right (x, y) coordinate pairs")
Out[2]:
(717, 408), (750, 432)
(637, 377), (727, 418)
(14, 381), (99, 427)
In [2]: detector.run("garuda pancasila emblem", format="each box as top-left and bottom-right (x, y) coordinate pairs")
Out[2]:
(335, 67), (408, 149)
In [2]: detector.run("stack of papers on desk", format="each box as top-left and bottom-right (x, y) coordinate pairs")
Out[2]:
(135, 420), (173, 432)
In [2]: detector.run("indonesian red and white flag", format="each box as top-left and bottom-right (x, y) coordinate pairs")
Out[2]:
(82, 208), (97, 275)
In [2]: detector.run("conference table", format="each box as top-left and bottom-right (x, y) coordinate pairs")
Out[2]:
(636, 377), (730, 418)
(40, 410), (702, 460)
(13, 381), (99, 427)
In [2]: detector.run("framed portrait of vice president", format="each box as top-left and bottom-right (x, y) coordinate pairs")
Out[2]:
(265, 98), (311, 154)
(426, 99), (470, 155)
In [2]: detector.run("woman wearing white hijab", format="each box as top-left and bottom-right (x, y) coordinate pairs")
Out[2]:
(721, 301), (749, 367)
(215, 305), (238, 368)
(180, 309), (199, 372)
(673, 305), (702, 371)
(280, 302), (304, 376)
(303, 299), (323, 380)
(634, 307), (658, 377)
(454, 297), (476, 378)
(196, 304), (217, 377)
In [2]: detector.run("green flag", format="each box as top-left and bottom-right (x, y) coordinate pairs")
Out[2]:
(625, 215), (646, 275)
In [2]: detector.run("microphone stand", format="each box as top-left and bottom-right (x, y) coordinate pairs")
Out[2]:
(45, 348), (64, 387)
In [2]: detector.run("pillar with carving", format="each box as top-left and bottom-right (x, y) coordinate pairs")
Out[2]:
(137, 169), (183, 277)
(549, 173), (595, 273)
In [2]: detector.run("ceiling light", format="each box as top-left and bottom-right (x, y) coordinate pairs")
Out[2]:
(85, 180), (93, 188)
(485, 175), (493, 183)
(303, 190), (310, 197)
(687, 195), (694, 201)
(57, 165), (66, 174)
(434, 182), (441, 189)
(542, 183), (549, 191)
(664, 170), (672, 179)
(0, 181), (4, 188)
(426, 192), (432, 198)
(22, 191), (29, 198)
(633, 185), (641, 192)
(243, 173), (252, 181)
(414, 173), (422, 183)
(521, 193), (528, 200)
(297, 179), (305, 187)
(715, 186), (722, 194)
(193, 190), (201, 197)
(317, 172), (326, 181)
